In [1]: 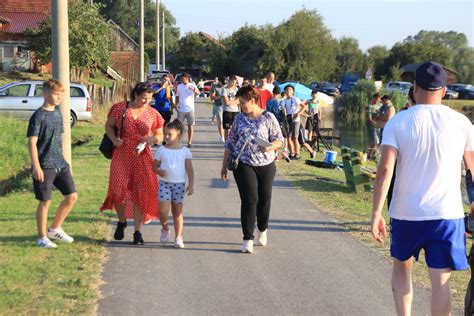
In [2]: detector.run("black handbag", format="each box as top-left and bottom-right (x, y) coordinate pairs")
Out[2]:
(99, 103), (128, 159)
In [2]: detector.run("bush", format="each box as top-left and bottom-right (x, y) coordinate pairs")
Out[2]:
(388, 90), (407, 112)
(339, 79), (377, 126)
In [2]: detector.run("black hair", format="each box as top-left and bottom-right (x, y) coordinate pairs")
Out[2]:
(311, 89), (318, 95)
(166, 119), (185, 135)
(131, 82), (154, 100)
(218, 76), (226, 84)
(284, 85), (294, 92)
(272, 86), (281, 95)
(372, 93), (381, 99)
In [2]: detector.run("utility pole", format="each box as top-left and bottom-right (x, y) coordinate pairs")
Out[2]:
(156, 0), (160, 70)
(162, 9), (165, 71)
(139, 0), (145, 81)
(51, 0), (71, 165)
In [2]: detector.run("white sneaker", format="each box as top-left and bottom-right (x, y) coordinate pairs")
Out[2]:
(37, 237), (57, 248)
(47, 228), (74, 243)
(175, 236), (184, 248)
(160, 229), (170, 244)
(220, 136), (225, 143)
(241, 240), (254, 253)
(255, 229), (267, 246)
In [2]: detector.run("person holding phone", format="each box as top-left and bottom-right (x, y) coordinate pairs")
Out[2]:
(220, 85), (283, 254)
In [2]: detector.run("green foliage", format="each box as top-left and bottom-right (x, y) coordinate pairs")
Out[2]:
(366, 46), (389, 80)
(339, 79), (377, 126)
(334, 37), (366, 81)
(258, 9), (337, 82)
(26, 2), (110, 71)
(97, 0), (179, 63)
(377, 30), (473, 84)
(388, 90), (407, 112)
(168, 32), (210, 75)
(388, 62), (403, 81)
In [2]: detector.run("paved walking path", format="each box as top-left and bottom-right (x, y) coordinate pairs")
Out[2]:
(98, 100), (431, 315)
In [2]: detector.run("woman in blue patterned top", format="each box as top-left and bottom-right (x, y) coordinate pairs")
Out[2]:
(220, 85), (284, 253)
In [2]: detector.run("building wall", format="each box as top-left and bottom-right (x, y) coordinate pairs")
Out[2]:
(110, 51), (139, 83)
(0, 42), (32, 72)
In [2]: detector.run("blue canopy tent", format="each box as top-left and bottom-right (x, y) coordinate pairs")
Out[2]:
(279, 82), (312, 101)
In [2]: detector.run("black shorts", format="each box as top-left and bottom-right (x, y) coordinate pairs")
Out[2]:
(33, 166), (76, 201)
(305, 115), (319, 132)
(223, 111), (239, 130)
(158, 111), (172, 125)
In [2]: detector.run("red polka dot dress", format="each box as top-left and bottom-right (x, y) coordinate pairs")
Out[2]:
(100, 101), (164, 222)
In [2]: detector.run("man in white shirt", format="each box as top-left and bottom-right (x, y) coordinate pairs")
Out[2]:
(222, 75), (240, 140)
(176, 73), (200, 148)
(371, 62), (474, 315)
(263, 71), (275, 94)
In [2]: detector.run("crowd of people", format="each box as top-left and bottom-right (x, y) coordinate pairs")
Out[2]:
(26, 62), (474, 314)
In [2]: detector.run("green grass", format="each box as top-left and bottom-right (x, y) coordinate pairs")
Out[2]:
(445, 99), (474, 109)
(0, 119), (113, 314)
(88, 77), (115, 89)
(277, 149), (469, 310)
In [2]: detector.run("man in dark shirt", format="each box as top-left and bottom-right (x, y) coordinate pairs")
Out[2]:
(27, 79), (78, 249)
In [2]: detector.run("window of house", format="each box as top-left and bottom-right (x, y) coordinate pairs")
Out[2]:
(3, 46), (14, 58)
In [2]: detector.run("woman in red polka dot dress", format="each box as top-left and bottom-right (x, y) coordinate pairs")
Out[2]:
(101, 82), (164, 245)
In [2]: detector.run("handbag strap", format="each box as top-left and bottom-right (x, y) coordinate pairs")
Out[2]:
(117, 101), (128, 138)
(235, 137), (251, 161)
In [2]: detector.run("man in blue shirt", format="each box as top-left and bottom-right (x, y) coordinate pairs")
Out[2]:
(152, 74), (174, 125)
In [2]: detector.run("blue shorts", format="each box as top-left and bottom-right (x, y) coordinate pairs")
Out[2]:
(158, 181), (186, 203)
(390, 218), (468, 270)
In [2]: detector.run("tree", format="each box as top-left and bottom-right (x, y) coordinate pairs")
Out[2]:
(168, 32), (208, 73)
(334, 37), (366, 80)
(258, 9), (337, 82)
(26, 2), (110, 72)
(378, 30), (473, 84)
(97, 0), (180, 63)
(366, 45), (388, 79)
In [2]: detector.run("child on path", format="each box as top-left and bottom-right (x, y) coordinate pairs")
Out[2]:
(27, 79), (78, 248)
(304, 90), (322, 148)
(153, 119), (194, 248)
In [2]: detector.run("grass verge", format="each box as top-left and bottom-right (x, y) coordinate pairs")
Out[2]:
(277, 149), (469, 310)
(0, 120), (113, 314)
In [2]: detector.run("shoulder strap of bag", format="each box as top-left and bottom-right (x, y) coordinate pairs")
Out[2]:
(118, 101), (128, 138)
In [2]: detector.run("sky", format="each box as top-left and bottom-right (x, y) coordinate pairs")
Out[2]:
(163, 0), (473, 51)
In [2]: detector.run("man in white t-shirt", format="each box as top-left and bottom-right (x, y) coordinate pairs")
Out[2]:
(371, 62), (474, 314)
(221, 75), (240, 140)
(176, 73), (200, 147)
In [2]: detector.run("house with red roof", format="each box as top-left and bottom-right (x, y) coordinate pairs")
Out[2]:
(0, 0), (51, 72)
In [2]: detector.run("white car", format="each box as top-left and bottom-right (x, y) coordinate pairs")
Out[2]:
(0, 80), (92, 127)
(384, 81), (413, 94)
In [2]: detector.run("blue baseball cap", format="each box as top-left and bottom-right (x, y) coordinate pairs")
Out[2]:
(415, 62), (447, 91)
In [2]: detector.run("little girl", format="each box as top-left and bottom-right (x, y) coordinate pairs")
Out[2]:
(153, 119), (194, 248)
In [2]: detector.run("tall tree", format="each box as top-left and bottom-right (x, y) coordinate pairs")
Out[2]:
(26, 2), (110, 72)
(258, 9), (337, 82)
(97, 0), (180, 62)
(334, 37), (366, 80)
(366, 45), (388, 80)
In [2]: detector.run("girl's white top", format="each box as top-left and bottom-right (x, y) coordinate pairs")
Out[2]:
(154, 146), (192, 183)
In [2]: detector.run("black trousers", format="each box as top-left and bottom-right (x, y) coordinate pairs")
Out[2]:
(233, 162), (276, 240)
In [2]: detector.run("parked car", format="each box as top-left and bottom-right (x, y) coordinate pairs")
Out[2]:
(384, 81), (413, 94)
(309, 82), (339, 96)
(447, 84), (473, 99)
(460, 87), (474, 100)
(443, 89), (459, 100)
(202, 80), (215, 97)
(340, 72), (360, 94)
(0, 81), (92, 127)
